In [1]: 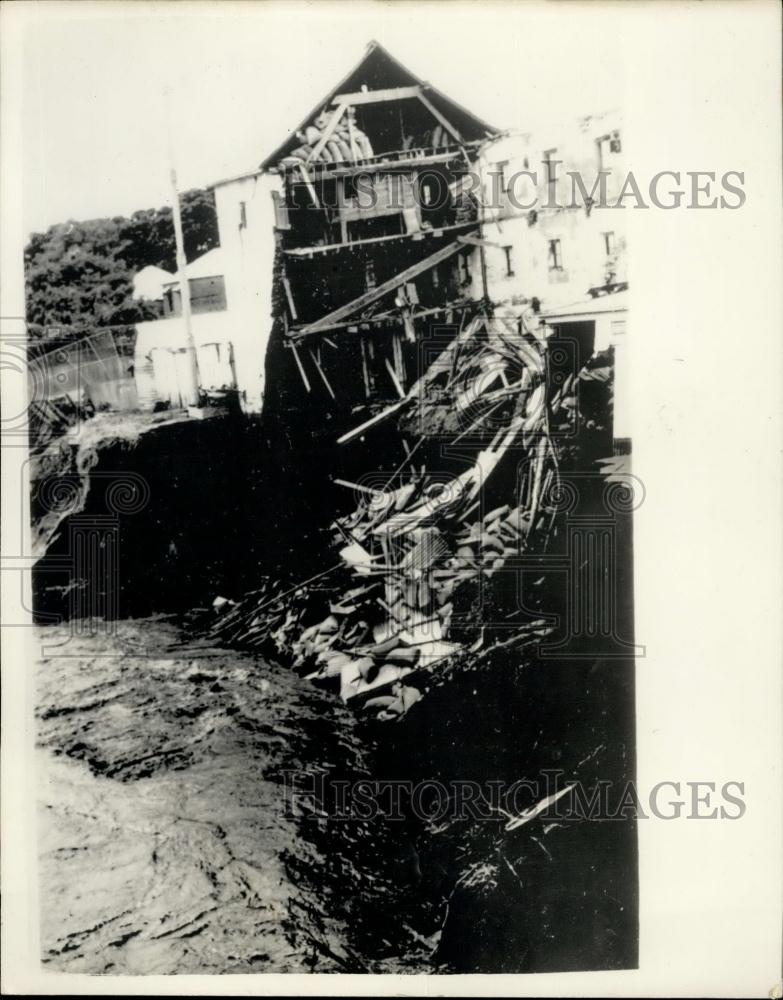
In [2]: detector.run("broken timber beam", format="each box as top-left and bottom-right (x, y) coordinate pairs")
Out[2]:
(307, 103), (348, 164)
(298, 164), (320, 207)
(457, 233), (508, 250)
(294, 235), (476, 336)
(287, 300), (470, 338)
(336, 398), (408, 445)
(415, 90), (464, 144)
(282, 272), (298, 319)
(335, 315), (481, 446)
(332, 85), (422, 106)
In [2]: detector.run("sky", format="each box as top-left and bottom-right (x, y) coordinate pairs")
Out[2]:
(21, 1), (622, 237)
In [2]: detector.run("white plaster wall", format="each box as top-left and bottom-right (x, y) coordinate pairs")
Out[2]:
(213, 172), (282, 414)
(135, 311), (237, 408)
(471, 112), (627, 314)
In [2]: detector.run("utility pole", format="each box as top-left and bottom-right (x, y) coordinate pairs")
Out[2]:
(169, 166), (201, 403)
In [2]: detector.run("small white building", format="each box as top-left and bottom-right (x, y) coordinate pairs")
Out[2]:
(132, 264), (174, 304)
(134, 239), (277, 414)
(134, 249), (236, 411)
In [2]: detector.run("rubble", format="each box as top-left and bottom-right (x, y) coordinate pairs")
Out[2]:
(211, 308), (583, 721)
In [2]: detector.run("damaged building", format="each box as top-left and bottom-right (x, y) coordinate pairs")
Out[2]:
(206, 42), (635, 723)
(208, 42), (628, 445)
(29, 38), (638, 976)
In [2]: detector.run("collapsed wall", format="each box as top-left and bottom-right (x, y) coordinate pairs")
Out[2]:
(212, 307), (619, 722)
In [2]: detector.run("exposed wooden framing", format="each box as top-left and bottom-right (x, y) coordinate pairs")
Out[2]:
(306, 150), (459, 180)
(333, 478), (384, 496)
(289, 342), (311, 392)
(333, 312), (479, 445)
(283, 219), (477, 259)
(385, 357), (405, 399)
(359, 336), (372, 397)
(331, 84), (462, 145)
(296, 235), (475, 336)
(406, 313), (482, 402)
(400, 306), (416, 342)
(392, 331), (406, 387)
(282, 273), (298, 320)
(288, 299), (471, 339)
(416, 90), (464, 144)
(298, 164), (320, 207)
(332, 85), (422, 106)
(457, 233), (508, 250)
(336, 397), (408, 445)
(346, 109), (361, 162)
(309, 348), (336, 399)
(307, 103), (348, 163)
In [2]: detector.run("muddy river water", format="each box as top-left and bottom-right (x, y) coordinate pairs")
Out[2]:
(36, 613), (637, 975)
(36, 617), (437, 974)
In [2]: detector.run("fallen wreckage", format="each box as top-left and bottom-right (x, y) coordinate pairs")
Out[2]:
(211, 309), (589, 721)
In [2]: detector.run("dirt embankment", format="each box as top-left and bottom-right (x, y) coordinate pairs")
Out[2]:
(36, 617), (384, 974)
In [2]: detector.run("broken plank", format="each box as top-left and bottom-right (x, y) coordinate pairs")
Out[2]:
(385, 357), (406, 399)
(282, 273), (298, 319)
(283, 220), (476, 258)
(457, 233), (508, 250)
(416, 89), (464, 143)
(360, 336), (372, 397)
(306, 103), (348, 163)
(289, 342), (311, 392)
(333, 478), (383, 496)
(332, 85), (422, 107)
(298, 163), (320, 207)
(288, 299), (470, 338)
(309, 348), (336, 399)
(336, 398), (408, 445)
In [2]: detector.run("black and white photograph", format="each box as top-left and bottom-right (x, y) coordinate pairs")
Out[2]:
(1, 1), (781, 995)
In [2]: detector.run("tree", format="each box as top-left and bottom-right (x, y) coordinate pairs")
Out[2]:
(24, 188), (219, 343)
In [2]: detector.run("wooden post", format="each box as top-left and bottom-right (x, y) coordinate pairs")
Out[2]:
(360, 335), (372, 398)
(387, 351), (405, 398)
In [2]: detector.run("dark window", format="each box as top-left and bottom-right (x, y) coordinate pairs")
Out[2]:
(239, 201), (247, 229)
(548, 238), (563, 271)
(597, 131), (622, 167)
(603, 231), (617, 255)
(503, 246), (515, 276)
(189, 276), (227, 314)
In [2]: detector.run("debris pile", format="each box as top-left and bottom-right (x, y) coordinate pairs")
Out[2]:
(212, 310), (583, 721)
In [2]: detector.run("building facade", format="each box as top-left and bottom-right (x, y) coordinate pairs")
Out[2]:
(471, 111), (629, 441)
(184, 44), (629, 440)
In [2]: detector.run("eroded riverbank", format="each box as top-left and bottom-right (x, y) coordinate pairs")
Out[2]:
(36, 614), (637, 975)
(36, 617), (431, 974)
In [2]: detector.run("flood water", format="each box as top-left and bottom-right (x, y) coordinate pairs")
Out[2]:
(36, 614), (637, 975)
(36, 617), (435, 974)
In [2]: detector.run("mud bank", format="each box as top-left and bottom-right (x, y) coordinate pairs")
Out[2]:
(36, 618), (432, 974)
(32, 411), (412, 622)
(37, 615), (636, 975)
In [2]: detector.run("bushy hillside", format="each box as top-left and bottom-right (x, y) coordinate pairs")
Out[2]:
(24, 188), (219, 344)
